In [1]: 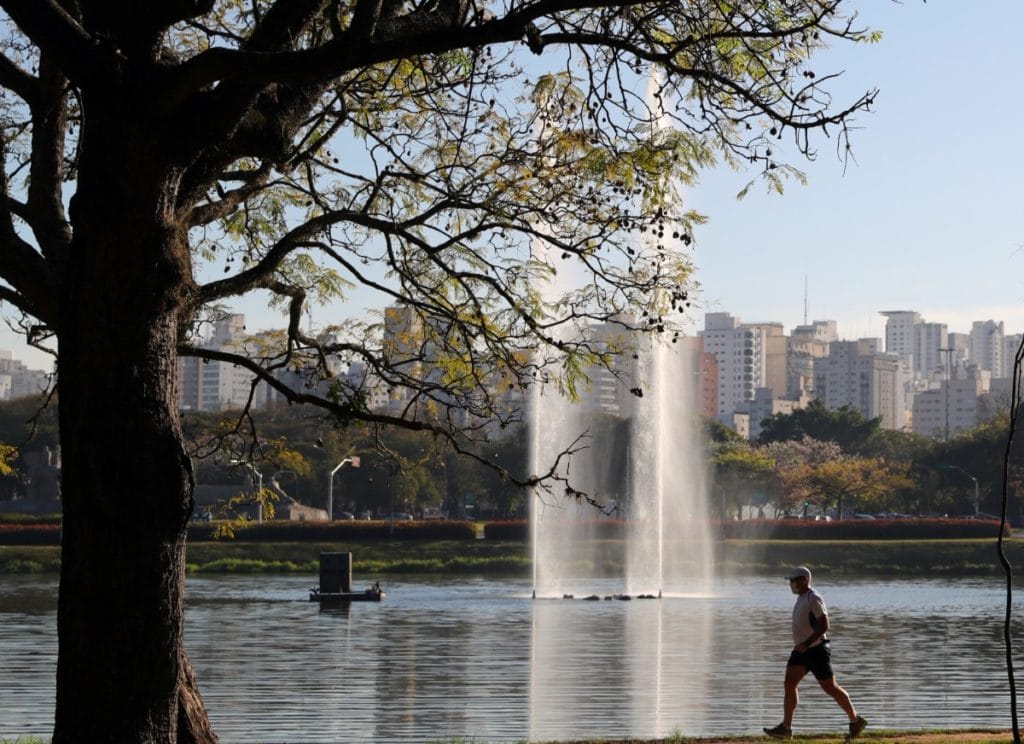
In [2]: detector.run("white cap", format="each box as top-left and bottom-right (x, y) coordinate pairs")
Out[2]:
(786, 566), (812, 581)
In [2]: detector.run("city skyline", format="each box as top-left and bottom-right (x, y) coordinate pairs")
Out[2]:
(3, 301), (1023, 376)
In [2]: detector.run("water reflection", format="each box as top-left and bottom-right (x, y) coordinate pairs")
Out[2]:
(0, 574), (1021, 741)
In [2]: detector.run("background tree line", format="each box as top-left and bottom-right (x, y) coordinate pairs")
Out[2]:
(3, 394), (1020, 523)
(709, 399), (1024, 522)
(0, 396), (532, 520)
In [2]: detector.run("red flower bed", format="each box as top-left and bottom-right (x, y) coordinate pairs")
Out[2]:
(0, 523), (61, 545)
(186, 519), (478, 542)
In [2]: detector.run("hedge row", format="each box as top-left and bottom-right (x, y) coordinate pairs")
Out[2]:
(0, 523), (60, 545)
(718, 517), (1011, 540)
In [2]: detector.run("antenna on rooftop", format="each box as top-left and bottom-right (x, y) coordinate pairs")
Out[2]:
(803, 275), (808, 326)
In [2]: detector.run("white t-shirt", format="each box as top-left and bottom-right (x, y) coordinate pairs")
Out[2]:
(792, 588), (829, 647)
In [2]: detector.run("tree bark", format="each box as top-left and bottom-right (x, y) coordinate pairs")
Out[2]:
(52, 99), (216, 743)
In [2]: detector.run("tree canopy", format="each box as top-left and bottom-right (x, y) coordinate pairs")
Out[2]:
(0, 1), (880, 741)
(758, 398), (882, 452)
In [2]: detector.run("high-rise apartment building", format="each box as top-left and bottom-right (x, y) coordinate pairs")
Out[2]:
(915, 322), (948, 377)
(699, 313), (765, 424)
(745, 322), (786, 400)
(786, 321), (836, 398)
(0, 350), (50, 400)
(970, 320), (1004, 377)
(792, 320), (838, 344)
(178, 314), (272, 411)
(911, 365), (990, 439)
(1004, 334), (1023, 378)
(814, 340), (906, 430)
(881, 310), (921, 369)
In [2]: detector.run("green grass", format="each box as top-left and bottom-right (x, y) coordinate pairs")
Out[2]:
(2, 538), (1022, 576)
(425, 733), (1013, 744)
(720, 538), (1024, 576)
(1, 734), (1016, 744)
(4, 735), (1013, 744)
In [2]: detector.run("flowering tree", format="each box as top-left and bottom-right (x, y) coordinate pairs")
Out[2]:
(769, 436), (912, 516)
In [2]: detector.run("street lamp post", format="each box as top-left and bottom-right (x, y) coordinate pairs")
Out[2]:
(939, 347), (955, 441)
(327, 456), (360, 520)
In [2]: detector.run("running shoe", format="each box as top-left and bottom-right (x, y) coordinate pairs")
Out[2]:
(763, 723), (793, 739)
(849, 715), (868, 739)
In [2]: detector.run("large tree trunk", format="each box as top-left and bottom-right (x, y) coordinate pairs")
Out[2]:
(52, 102), (216, 743)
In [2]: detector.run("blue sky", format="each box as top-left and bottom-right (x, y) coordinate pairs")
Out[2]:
(685, 1), (1024, 340)
(4, 1), (1022, 369)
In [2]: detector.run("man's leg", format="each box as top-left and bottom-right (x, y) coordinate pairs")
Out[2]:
(783, 664), (808, 727)
(818, 676), (857, 720)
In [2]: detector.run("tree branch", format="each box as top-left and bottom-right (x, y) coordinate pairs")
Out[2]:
(0, 135), (54, 323)
(25, 53), (73, 264)
(0, 53), (39, 106)
(186, 164), (273, 227)
(0, 0), (108, 88)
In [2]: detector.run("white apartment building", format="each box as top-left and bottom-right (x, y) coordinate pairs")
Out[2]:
(178, 314), (272, 411)
(1004, 334), (1023, 377)
(745, 322), (787, 400)
(946, 332), (971, 376)
(915, 322), (948, 377)
(814, 340), (906, 430)
(699, 313), (766, 425)
(0, 350), (50, 400)
(881, 310), (921, 369)
(911, 365), (990, 438)
(345, 361), (392, 412)
(786, 321), (836, 399)
(579, 320), (639, 418)
(792, 320), (838, 344)
(970, 320), (1004, 377)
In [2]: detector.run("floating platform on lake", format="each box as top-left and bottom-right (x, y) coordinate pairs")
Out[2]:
(309, 552), (385, 603)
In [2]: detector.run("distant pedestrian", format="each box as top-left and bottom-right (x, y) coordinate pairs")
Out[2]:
(763, 566), (867, 741)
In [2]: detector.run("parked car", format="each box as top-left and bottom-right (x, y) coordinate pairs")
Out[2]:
(336, 511), (355, 520)
(957, 512), (1002, 521)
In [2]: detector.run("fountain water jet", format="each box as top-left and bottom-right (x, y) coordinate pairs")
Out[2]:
(529, 332), (713, 599)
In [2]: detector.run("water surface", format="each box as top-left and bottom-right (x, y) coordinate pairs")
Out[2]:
(0, 574), (1019, 741)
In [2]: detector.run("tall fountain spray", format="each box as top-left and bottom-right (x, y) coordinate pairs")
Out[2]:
(529, 74), (713, 599)
(529, 333), (713, 598)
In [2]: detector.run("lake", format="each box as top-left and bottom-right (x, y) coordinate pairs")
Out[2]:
(0, 573), (1020, 742)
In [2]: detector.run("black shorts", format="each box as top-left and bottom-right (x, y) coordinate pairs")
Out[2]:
(787, 641), (834, 680)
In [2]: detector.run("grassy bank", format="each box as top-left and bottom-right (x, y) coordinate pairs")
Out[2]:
(2, 538), (1021, 576)
(716, 538), (1024, 576)
(0, 733), (1014, 744)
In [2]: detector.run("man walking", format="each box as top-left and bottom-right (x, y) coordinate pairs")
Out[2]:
(764, 566), (867, 741)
